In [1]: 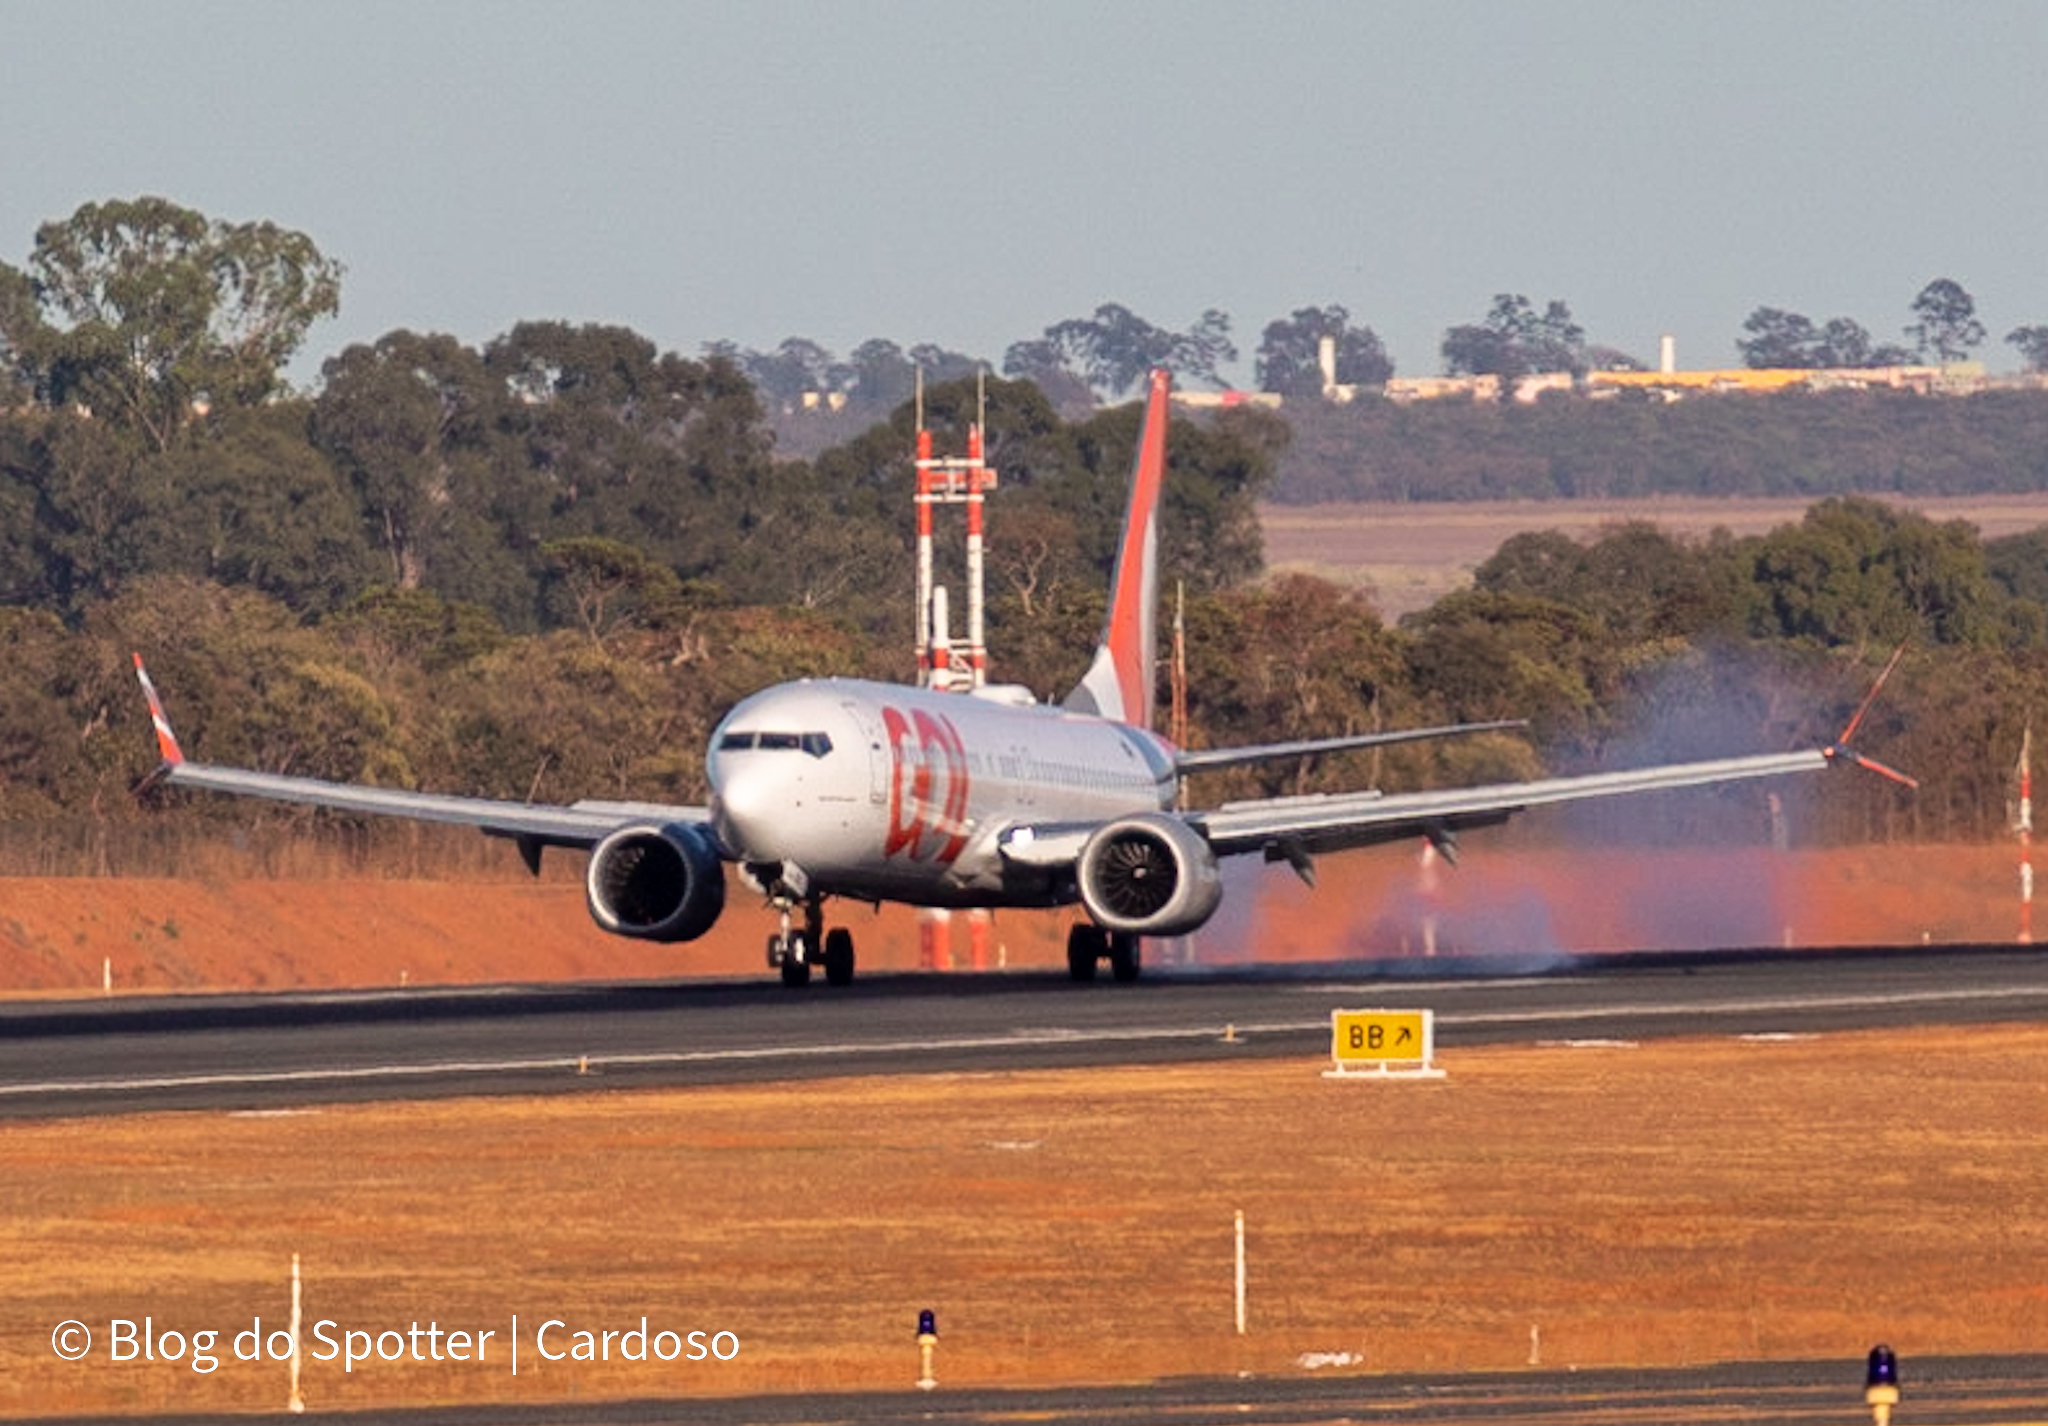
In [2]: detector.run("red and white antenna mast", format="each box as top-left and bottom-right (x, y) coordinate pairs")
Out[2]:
(913, 369), (997, 690)
(912, 371), (1004, 976)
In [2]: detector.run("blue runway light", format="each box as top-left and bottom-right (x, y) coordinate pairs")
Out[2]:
(917, 1309), (936, 1338)
(1866, 1344), (1899, 1389)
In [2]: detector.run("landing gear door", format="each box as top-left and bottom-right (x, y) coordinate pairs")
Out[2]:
(844, 700), (890, 806)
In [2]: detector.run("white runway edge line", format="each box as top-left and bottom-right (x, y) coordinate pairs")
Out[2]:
(6, 980), (2048, 1100)
(1442, 982), (2048, 1028)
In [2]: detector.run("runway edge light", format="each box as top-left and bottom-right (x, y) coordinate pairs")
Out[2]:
(1865, 1343), (1900, 1426)
(916, 1309), (937, 1391)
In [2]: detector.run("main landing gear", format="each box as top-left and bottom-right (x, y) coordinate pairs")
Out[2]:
(1066, 924), (1142, 983)
(768, 896), (856, 987)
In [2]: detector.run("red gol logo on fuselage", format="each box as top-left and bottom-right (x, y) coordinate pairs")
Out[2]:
(882, 706), (970, 862)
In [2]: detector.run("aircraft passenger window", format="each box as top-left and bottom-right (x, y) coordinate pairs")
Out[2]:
(801, 733), (832, 758)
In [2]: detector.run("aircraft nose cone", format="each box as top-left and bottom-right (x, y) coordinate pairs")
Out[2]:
(712, 764), (778, 861)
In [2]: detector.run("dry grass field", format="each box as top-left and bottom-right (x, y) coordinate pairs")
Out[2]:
(1261, 494), (2048, 620)
(7, 1025), (2047, 1417)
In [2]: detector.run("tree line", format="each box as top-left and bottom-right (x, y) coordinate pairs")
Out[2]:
(1271, 385), (2048, 504)
(2, 198), (2047, 859)
(723, 281), (2048, 425)
(6, 492), (2046, 851)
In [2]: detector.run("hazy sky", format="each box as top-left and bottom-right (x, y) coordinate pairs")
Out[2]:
(6, 1), (2045, 388)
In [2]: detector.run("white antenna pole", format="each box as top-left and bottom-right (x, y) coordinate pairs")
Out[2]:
(915, 368), (934, 687)
(930, 585), (953, 693)
(2020, 722), (2033, 944)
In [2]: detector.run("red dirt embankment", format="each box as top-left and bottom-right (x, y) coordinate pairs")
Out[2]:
(0, 842), (2024, 995)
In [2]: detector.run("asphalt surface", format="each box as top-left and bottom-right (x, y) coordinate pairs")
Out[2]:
(13, 1353), (2048, 1426)
(5, 944), (2048, 1118)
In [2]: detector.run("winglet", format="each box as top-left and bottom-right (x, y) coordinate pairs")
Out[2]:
(1823, 641), (1918, 788)
(132, 653), (185, 766)
(1064, 368), (1170, 729)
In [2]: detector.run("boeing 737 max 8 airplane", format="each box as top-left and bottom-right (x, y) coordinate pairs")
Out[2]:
(134, 369), (1905, 985)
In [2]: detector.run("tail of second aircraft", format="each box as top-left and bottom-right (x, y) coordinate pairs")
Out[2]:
(1063, 368), (1170, 731)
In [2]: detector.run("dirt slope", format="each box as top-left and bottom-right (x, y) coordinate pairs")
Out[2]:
(0, 842), (2026, 995)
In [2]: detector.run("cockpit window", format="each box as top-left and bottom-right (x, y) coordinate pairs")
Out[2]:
(717, 730), (832, 758)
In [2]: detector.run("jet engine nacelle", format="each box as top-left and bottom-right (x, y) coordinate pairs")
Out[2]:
(1076, 813), (1222, 936)
(586, 822), (726, 943)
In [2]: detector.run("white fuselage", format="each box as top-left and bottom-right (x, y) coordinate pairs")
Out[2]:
(708, 678), (1178, 908)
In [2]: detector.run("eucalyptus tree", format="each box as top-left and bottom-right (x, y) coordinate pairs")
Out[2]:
(1905, 278), (1986, 363)
(2, 196), (341, 450)
(1256, 304), (1393, 395)
(1007, 304), (1237, 401)
(2007, 325), (2048, 372)
(1441, 295), (1586, 381)
(312, 330), (539, 625)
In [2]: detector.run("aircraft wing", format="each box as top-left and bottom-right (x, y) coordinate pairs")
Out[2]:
(146, 760), (704, 847)
(994, 748), (1831, 882)
(134, 657), (707, 852)
(1187, 749), (1831, 861)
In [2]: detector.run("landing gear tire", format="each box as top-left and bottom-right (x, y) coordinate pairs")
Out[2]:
(1066, 924), (1108, 982)
(1108, 933), (1142, 983)
(779, 930), (813, 987)
(823, 928), (855, 987)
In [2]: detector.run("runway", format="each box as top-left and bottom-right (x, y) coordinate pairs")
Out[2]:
(15, 1352), (2048, 1426)
(5, 944), (2048, 1118)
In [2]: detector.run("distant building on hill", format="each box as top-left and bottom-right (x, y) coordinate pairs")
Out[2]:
(1585, 361), (1990, 402)
(1370, 361), (2005, 406)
